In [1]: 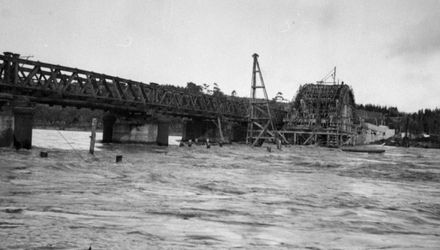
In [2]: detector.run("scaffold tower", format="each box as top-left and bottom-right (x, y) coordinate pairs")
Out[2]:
(246, 53), (280, 146)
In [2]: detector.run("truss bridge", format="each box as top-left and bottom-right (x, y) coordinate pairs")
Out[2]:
(0, 52), (248, 121)
(0, 52), (253, 148)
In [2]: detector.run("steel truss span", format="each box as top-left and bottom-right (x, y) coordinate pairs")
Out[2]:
(0, 52), (248, 121)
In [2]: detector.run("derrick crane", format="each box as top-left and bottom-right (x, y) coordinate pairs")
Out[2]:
(246, 53), (286, 146)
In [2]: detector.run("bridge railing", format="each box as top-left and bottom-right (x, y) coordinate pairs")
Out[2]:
(0, 52), (248, 120)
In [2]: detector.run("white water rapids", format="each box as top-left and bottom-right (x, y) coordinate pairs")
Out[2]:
(0, 129), (439, 249)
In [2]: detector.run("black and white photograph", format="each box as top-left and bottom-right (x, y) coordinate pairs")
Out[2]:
(1, 0), (439, 249)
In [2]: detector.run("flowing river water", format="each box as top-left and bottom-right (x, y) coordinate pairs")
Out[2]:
(1, 129), (439, 249)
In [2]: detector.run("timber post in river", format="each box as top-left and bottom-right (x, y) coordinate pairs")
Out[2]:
(89, 118), (97, 154)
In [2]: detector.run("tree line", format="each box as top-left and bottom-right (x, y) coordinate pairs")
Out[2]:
(357, 103), (440, 136)
(34, 105), (104, 130)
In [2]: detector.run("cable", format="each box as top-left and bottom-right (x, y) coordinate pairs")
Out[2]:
(56, 130), (86, 160)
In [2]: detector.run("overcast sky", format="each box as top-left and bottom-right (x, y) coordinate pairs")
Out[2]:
(1, 0), (439, 112)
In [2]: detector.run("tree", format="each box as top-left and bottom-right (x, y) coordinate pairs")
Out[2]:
(212, 82), (224, 97)
(202, 83), (212, 94)
(273, 92), (285, 101)
(186, 82), (203, 94)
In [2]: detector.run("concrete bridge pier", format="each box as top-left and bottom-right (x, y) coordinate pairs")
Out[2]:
(102, 113), (116, 143)
(112, 120), (157, 143)
(0, 109), (14, 147)
(0, 96), (34, 149)
(156, 121), (169, 146)
(12, 100), (35, 149)
(102, 113), (169, 146)
(0, 99), (14, 147)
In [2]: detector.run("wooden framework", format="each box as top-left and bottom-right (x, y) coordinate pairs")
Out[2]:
(0, 52), (248, 121)
(282, 83), (356, 147)
(246, 53), (286, 146)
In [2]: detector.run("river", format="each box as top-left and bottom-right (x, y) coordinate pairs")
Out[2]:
(0, 129), (439, 249)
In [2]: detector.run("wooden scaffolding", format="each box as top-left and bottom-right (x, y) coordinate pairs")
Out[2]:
(246, 53), (286, 146)
(281, 69), (356, 147)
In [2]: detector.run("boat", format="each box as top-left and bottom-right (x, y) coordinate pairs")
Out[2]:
(341, 146), (385, 153)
